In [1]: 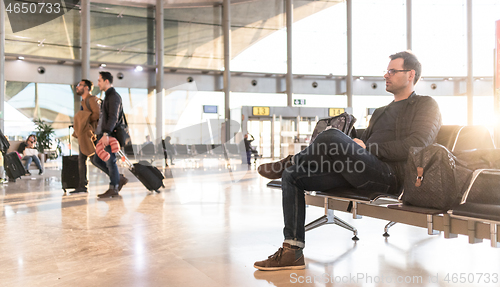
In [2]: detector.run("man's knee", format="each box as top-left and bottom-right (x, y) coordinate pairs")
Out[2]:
(316, 128), (346, 143)
(282, 167), (306, 190)
(282, 168), (294, 183)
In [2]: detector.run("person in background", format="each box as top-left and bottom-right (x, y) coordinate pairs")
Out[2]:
(71, 79), (100, 194)
(17, 134), (43, 175)
(163, 136), (175, 166)
(243, 133), (255, 166)
(91, 71), (128, 198)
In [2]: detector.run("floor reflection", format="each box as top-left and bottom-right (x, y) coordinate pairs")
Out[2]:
(0, 159), (499, 286)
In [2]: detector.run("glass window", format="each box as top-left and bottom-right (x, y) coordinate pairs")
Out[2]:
(5, 82), (75, 138)
(230, 0), (286, 73)
(473, 0), (500, 77)
(164, 90), (224, 144)
(90, 4), (154, 65)
(105, 88), (153, 146)
(352, 0), (406, 76)
(163, 6), (223, 70)
(292, 1), (346, 75)
(352, 95), (395, 128)
(5, 9), (80, 59)
(413, 0), (467, 77)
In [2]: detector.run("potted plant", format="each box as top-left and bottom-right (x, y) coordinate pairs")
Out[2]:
(34, 119), (56, 161)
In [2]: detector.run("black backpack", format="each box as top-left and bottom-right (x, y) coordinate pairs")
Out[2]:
(402, 143), (472, 210)
(310, 112), (357, 144)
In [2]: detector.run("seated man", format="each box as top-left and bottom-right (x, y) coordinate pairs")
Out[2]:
(17, 134), (43, 175)
(254, 51), (442, 271)
(141, 135), (155, 156)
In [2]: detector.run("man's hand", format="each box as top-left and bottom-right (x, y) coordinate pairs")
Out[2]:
(101, 133), (110, 146)
(353, 138), (366, 149)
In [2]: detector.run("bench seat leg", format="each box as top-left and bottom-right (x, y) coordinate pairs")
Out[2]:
(383, 221), (397, 237)
(443, 213), (458, 239)
(467, 221), (483, 244)
(305, 208), (359, 241)
(490, 224), (499, 248)
(427, 214), (440, 235)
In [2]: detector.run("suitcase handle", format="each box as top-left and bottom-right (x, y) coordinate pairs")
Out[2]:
(117, 150), (133, 168)
(69, 125), (74, 156)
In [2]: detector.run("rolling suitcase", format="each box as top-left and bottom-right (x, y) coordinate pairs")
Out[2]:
(117, 150), (164, 192)
(4, 152), (25, 182)
(61, 126), (80, 192)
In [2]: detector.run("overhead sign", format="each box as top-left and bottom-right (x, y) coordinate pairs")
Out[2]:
(253, 107), (270, 116)
(329, 108), (345, 117)
(203, 105), (218, 114)
(293, 99), (306, 105)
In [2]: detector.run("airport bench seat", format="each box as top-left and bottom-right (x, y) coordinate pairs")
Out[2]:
(448, 169), (500, 247)
(271, 125), (500, 247)
(452, 203), (500, 223)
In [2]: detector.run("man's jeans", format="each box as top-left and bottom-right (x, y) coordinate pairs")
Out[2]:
(23, 155), (42, 171)
(78, 147), (89, 188)
(91, 145), (120, 188)
(281, 129), (397, 248)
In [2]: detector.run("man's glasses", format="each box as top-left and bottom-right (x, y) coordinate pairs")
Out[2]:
(384, 69), (411, 76)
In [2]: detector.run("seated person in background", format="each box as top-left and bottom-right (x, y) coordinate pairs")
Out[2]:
(141, 135), (155, 155)
(17, 134), (43, 175)
(254, 51), (442, 271)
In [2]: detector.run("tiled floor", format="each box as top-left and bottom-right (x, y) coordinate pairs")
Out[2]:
(1, 157), (500, 287)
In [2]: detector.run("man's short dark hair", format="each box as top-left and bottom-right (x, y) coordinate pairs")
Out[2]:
(81, 79), (94, 91)
(389, 51), (421, 84)
(99, 71), (113, 84)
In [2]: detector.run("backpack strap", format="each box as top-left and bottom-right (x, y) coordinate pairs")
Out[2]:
(84, 96), (92, 112)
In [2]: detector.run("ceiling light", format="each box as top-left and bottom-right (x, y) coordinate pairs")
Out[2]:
(17, 56), (24, 60)
(135, 66), (143, 72)
(100, 63), (107, 68)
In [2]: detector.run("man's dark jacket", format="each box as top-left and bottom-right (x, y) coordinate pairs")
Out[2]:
(360, 92), (442, 190)
(100, 87), (124, 136)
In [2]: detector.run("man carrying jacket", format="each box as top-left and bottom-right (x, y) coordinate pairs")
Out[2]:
(254, 51), (442, 271)
(71, 79), (100, 194)
(92, 72), (128, 198)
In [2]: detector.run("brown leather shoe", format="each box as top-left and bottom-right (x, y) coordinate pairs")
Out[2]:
(254, 243), (305, 271)
(118, 174), (129, 191)
(257, 155), (293, 179)
(97, 187), (120, 198)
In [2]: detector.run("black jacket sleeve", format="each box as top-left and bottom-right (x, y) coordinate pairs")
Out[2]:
(102, 91), (122, 134)
(375, 97), (442, 162)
